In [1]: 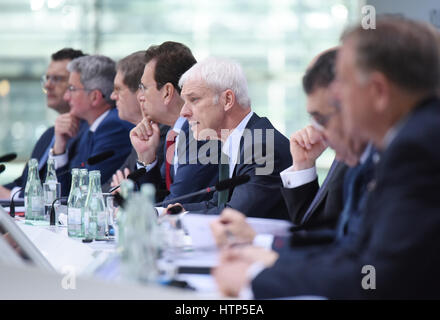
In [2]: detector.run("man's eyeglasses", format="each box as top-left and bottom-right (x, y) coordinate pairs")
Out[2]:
(67, 85), (91, 93)
(41, 75), (68, 86)
(310, 110), (339, 131)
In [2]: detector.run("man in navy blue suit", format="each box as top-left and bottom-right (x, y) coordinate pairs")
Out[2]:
(103, 51), (169, 192)
(49, 55), (133, 196)
(130, 42), (219, 205)
(177, 57), (291, 219)
(213, 16), (440, 299)
(0, 48), (86, 199)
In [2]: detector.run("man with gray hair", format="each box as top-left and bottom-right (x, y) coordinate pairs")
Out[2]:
(177, 57), (291, 219)
(49, 55), (133, 196)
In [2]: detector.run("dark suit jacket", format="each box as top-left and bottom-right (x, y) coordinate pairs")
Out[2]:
(57, 108), (134, 196)
(183, 113), (291, 220)
(3, 122), (86, 197)
(281, 160), (347, 228)
(252, 97), (440, 299)
(137, 120), (219, 204)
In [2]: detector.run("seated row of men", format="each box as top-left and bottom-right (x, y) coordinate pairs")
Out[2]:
(1, 14), (440, 299)
(0, 40), (290, 219)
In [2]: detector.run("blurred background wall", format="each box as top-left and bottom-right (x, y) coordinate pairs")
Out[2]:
(4, 0), (437, 185)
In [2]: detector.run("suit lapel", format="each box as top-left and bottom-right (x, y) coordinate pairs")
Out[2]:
(300, 160), (342, 225)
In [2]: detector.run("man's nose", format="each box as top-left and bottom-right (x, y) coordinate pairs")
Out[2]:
(180, 102), (192, 119)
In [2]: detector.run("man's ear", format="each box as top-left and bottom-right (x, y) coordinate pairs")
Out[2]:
(223, 89), (235, 112)
(369, 71), (390, 114)
(89, 89), (105, 107)
(162, 82), (175, 105)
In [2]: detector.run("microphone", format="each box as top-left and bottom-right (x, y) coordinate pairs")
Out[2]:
(86, 150), (115, 165)
(0, 153), (17, 163)
(108, 167), (146, 193)
(56, 150), (116, 177)
(154, 174), (250, 208)
(0, 164), (5, 174)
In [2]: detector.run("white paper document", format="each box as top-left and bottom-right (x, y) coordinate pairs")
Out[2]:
(181, 213), (293, 250)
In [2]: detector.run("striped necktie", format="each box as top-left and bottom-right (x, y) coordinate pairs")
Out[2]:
(217, 152), (230, 207)
(165, 129), (178, 191)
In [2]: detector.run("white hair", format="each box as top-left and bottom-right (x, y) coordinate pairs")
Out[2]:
(179, 56), (251, 108)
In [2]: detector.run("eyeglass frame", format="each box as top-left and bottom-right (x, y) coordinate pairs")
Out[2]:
(309, 109), (340, 131)
(66, 85), (92, 93)
(41, 74), (68, 86)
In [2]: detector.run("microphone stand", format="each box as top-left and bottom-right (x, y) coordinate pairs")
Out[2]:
(9, 187), (23, 218)
(154, 186), (216, 208)
(50, 196), (67, 226)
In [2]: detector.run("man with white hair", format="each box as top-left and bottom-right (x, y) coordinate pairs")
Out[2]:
(177, 57), (291, 219)
(49, 55), (134, 196)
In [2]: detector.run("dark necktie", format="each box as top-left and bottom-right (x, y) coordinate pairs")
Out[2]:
(335, 151), (374, 240)
(300, 160), (340, 225)
(165, 129), (178, 191)
(217, 152), (230, 207)
(81, 130), (94, 167)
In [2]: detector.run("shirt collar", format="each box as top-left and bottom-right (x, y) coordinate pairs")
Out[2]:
(222, 111), (254, 169)
(172, 116), (186, 133)
(89, 109), (110, 132)
(359, 142), (373, 164)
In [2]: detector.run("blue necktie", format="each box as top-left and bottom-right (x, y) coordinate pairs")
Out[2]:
(81, 130), (94, 167)
(38, 135), (55, 171)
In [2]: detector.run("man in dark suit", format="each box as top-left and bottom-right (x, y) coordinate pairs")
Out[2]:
(0, 48), (86, 199)
(102, 51), (169, 192)
(49, 55), (134, 196)
(177, 57), (291, 220)
(129, 42), (219, 204)
(214, 16), (440, 299)
(210, 48), (370, 247)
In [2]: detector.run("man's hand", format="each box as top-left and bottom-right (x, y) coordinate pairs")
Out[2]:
(210, 208), (256, 247)
(290, 125), (327, 171)
(212, 245), (279, 297)
(130, 117), (160, 165)
(0, 185), (11, 199)
(220, 245), (279, 267)
(53, 113), (80, 155)
(212, 258), (252, 297)
(110, 168), (131, 194)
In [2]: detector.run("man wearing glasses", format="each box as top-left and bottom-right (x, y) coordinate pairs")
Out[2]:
(49, 55), (134, 196)
(0, 48), (85, 199)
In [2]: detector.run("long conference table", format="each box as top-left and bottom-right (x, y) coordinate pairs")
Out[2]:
(0, 206), (292, 300)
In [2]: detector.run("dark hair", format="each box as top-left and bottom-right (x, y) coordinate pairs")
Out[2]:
(341, 15), (440, 94)
(302, 48), (338, 95)
(145, 41), (197, 94)
(51, 48), (86, 61)
(116, 51), (146, 92)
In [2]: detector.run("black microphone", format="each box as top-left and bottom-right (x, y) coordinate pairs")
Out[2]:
(0, 164), (5, 174)
(56, 150), (116, 177)
(0, 153), (17, 163)
(108, 167), (146, 193)
(86, 150), (115, 165)
(154, 174), (250, 208)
